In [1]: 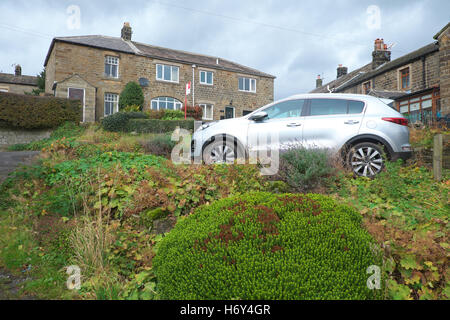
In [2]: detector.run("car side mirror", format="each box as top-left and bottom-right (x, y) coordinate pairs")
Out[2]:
(249, 111), (268, 122)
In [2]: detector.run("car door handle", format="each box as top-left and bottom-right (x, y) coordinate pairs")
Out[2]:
(287, 123), (302, 127)
(344, 120), (360, 125)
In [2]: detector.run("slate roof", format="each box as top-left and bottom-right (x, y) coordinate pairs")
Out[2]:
(311, 42), (439, 94)
(0, 73), (38, 86)
(44, 35), (275, 79)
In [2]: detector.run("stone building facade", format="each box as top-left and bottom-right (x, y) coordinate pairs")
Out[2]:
(44, 23), (275, 122)
(0, 65), (38, 95)
(312, 23), (450, 124)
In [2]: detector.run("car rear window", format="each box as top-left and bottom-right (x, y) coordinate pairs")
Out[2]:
(348, 101), (365, 114)
(309, 99), (365, 116)
(310, 99), (348, 116)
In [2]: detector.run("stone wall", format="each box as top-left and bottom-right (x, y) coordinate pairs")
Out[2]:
(437, 25), (450, 115)
(45, 41), (274, 121)
(0, 128), (52, 146)
(0, 83), (37, 95)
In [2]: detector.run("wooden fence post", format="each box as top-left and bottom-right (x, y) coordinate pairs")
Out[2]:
(433, 134), (443, 181)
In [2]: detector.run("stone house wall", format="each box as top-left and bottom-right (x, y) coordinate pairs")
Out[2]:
(0, 82), (37, 95)
(45, 41), (274, 122)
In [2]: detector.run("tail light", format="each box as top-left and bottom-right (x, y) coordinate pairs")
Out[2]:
(382, 117), (409, 126)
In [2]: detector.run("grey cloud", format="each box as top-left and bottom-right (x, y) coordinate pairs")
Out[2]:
(0, 0), (448, 100)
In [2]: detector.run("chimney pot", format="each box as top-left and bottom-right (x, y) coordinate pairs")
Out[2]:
(121, 22), (132, 41)
(15, 65), (22, 76)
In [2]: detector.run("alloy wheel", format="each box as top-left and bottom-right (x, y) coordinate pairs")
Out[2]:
(350, 146), (384, 177)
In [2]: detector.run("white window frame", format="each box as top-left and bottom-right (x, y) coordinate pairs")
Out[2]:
(156, 64), (179, 83)
(68, 87), (85, 122)
(238, 77), (256, 93)
(151, 97), (183, 111)
(104, 93), (119, 116)
(104, 56), (119, 78)
(199, 103), (214, 120)
(199, 70), (214, 86)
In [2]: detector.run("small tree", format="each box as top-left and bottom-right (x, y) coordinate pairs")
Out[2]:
(119, 81), (145, 111)
(30, 69), (46, 96)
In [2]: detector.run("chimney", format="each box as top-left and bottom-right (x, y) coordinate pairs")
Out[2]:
(372, 38), (391, 69)
(337, 64), (348, 79)
(316, 75), (323, 88)
(15, 65), (22, 76)
(121, 22), (132, 41)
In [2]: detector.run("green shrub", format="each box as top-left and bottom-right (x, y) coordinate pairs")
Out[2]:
(153, 192), (382, 300)
(101, 112), (148, 132)
(119, 82), (144, 111)
(126, 119), (194, 133)
(162, 110), (185, 120)
(142, 134), (176, 158)
(146, 110), (165, 120)
(279, 147), (338, 192)
(0, 92), (81, 129)
(123, 105), (142, 113)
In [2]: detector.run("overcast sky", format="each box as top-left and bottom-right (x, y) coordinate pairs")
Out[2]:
(0, 0), (448, 99)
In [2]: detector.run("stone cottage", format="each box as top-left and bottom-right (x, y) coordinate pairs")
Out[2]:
(312, 23), (450, 124)
(44, 23), (275, 122)
(0, 65), (38, 95)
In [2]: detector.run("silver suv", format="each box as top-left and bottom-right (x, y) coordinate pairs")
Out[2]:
(191, 93), (412, 177)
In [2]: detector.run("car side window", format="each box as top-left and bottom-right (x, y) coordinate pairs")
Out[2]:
(264, 99), (306, 120)
(310, 99), (348, 116)
(348, 100), (365, 114)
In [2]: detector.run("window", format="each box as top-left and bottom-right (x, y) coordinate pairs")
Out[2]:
(238, 77), (256, 93)
(200, 70), (213, 85)
(104, 93), (119, 116)
(400, 67), (410, 89)
(151, 97), (183, 110)
(264, 99), (306, 120)
(310, 99), (349, 116)
(156, 64), (179, 83)
(105, 56), (119, 78)
(199, 104), (214, 120)
(348, 101), (365, 114)
(363, 81), (371, 94)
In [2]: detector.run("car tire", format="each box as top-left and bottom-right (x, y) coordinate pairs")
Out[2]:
(202, 137), (245, 165)
(347, 142), (385, 178)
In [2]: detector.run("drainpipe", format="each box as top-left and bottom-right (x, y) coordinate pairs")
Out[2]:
(192, 64), (197, 106)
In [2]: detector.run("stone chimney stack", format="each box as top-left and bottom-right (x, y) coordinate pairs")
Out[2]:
(372, 38), (391, 69)
(316, 75), (323, 88)
(337, 64), (348, 79)
(15, 65), (22, 76)
(121, 22), (132, 41)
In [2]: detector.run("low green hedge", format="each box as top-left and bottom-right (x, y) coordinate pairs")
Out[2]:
(127, 119), (195, 133)
(0, 92), (81, 129)
(101, 112), (149, 132)
(153, 192), (382, 300)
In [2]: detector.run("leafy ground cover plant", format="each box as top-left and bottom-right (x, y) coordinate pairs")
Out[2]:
(153, 192), (382, 300)
(331, 161), (449, 300)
